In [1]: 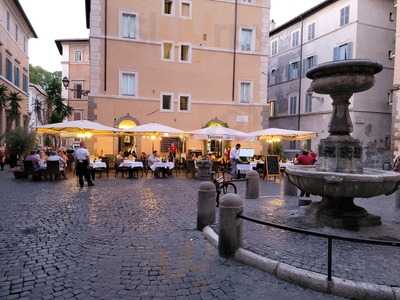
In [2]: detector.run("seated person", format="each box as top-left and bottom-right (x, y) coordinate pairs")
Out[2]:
(47, 151), (67, 178)
(25, 151), (41, 171)
(148, 151), (167, 178)
(140, 152), (147, 161)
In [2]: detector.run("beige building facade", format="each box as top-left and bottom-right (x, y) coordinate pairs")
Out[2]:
(55, 39), (90, 121)
(0, 0), (37, 137)
(84, 0), (270, 155)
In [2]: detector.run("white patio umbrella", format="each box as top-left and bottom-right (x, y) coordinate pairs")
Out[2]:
(123, 123), (184, 136)
(36, 120), (121, 138)
(249, 128), (317, 142)
(189, 126), (250, 140)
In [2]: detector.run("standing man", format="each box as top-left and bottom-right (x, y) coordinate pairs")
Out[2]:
(230, 144), (241, 178)
(74, 141), (94, 188)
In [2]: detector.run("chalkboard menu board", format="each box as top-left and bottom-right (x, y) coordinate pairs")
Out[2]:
(266, 155), (280, 176)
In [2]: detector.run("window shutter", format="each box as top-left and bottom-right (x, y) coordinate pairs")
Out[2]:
(333, 47), (340, 61)
(302, 59), (307, 77)
(347, 43), (353, 59)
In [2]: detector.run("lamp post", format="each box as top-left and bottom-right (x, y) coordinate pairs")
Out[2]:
(62, 76), (70, 108)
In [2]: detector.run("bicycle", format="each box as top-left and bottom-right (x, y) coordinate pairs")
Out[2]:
(214, 175), (238, 207)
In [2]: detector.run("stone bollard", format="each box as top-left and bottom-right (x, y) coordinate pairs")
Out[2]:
(283, 173), (298, 196)
(197, 160), (213, 181)
(218, 194), (244, 258)
(197, 182), (217, 230)
(246, 170), (260, 199)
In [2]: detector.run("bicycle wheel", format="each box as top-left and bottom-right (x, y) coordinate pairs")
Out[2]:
(222, 182), (237, 194)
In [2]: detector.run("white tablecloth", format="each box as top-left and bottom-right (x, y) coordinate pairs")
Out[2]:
(237, 163), (257, 173)
(150, 162), (174, 171)
(90, 161), (107, 169)
(119, 160), (144, 169)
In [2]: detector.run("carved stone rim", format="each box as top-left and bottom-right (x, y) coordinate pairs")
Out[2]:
(306, 59), (383, 80)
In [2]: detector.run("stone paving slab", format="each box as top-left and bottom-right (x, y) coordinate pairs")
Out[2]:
(0, 170), (341, 300)
(218, 180), (400, 287)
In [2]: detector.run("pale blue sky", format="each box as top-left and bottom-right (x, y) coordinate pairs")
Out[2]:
(20, 0), (323, 72)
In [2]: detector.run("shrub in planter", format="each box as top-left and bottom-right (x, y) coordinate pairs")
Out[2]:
(4, 128), (37, 161)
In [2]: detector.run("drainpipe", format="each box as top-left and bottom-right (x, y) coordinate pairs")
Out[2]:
(297, 16), (304, 131)
(232, 0), (238, 102)
(104, 0), (108, 92)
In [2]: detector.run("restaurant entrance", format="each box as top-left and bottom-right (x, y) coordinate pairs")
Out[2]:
(118, 119), (138, 154)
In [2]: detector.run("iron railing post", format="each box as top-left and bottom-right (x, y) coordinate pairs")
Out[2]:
(327, 237), (333, 281)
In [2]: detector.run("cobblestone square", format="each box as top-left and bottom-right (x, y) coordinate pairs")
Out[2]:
(0, 171), (343, 300)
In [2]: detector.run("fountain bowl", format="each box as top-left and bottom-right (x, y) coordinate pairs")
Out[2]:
(286, 165), (400, 199)
(307, 60), (383, 95)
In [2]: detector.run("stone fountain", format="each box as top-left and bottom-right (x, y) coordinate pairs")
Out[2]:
(286, 60), (400, 229)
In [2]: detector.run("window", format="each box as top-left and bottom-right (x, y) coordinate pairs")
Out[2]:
(14, 65), (20, 87)
(179, 95), (191, 111)
(308, 23), (315, 41)
(390, 12), (395, 22)
(161, 93), (173, 111)
(305, 93), (312, 113)
(271, 39), (278, 56)
(163, 0), (174, 15)
(6, 11), (10, 32)
(6, 58), (12, 81)
(304, 55), (317, 74)
(289, 95), (298, 115)
(74, 50), (82, 62)
(241, 0), (254, 3)
(23, 36), (27, 53)
(291, 30), (300, 48)
(288, 61), (300, 80)
(240, 81), (252, 103)
(120, 72), (136, 96)
(73, 111), (83, 121)
(270, 68), (277, 85)
(180, 0), (192, 18)
(340, 6), (350, 26)
(73, 81), (83, 99)
(121, 13), (137, 39)
(290, 141), (297, 149)
(333, 43), (353, 61)
(240, 28), (255, 52)
(162, 42), (174, 61)
(269, 100), (276, 117)
(179, 44), (191, 63)
(15, 24), (18, 41)
(23, 73), (28, 93)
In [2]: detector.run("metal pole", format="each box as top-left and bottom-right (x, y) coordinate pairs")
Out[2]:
(232, 0), (238, 102)
(327, 237), (332, 281)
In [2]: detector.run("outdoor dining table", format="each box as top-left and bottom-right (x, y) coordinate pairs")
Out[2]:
(119, 160), (145, 179)
(90, 161), (107, 169)
(150, 162), (174, 171)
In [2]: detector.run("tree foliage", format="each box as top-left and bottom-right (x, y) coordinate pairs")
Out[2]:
(29, 65), (71, 123)
(5, 128), (36, 157)
(7, 92), (22, 125)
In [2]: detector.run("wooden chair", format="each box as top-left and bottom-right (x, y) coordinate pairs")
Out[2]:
(47, 160), (60, 181)
(23, 160), (42, 181)
(185, 160), (196, 178)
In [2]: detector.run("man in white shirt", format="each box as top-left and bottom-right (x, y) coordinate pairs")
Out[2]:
(74, 142), (94, 187)
(230, 144), (241, 178)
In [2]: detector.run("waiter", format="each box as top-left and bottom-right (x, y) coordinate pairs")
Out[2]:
(74, 141), (94, 188)
(230, 144), (241, 178)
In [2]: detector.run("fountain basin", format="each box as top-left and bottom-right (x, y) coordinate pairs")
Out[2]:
(308, 60), (383, 95)
(286, 166), (400, 228)
(286, 165), (400, 199)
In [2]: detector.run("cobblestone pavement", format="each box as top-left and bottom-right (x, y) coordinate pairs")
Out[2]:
(220, 180), (400, 287)
(0, 170), (342, 300)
